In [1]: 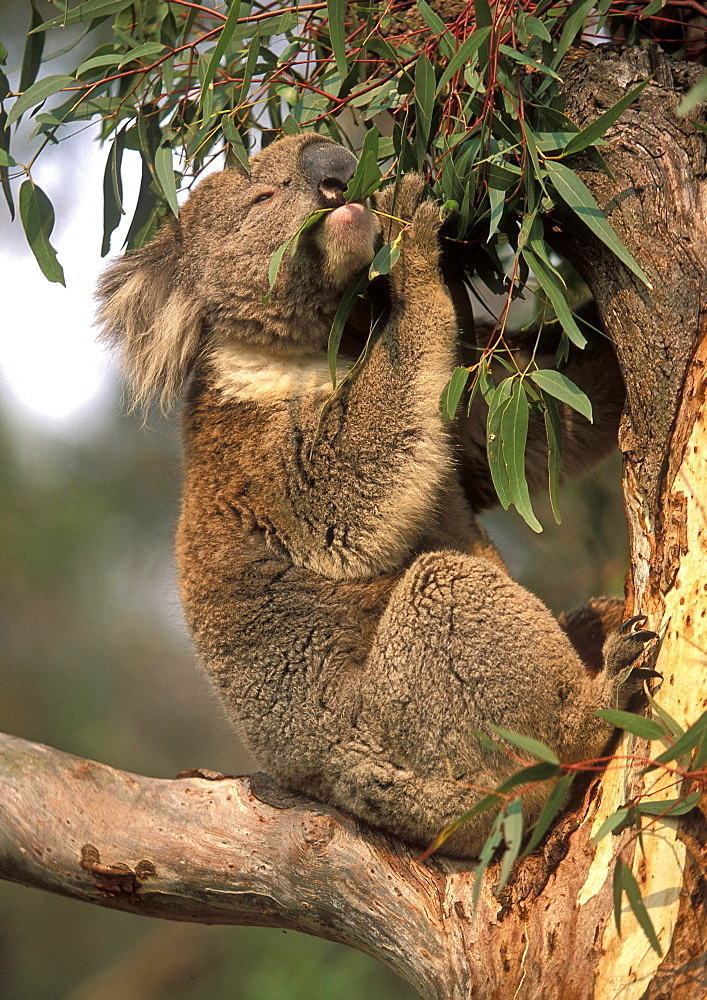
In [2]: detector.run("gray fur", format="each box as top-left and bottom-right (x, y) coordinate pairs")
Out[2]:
(97, 134), (649, 857)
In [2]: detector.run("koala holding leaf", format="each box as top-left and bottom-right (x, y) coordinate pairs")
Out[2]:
(98, 133), (654, 857)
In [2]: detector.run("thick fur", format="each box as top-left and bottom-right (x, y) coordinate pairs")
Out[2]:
(98, 134), (645, 857)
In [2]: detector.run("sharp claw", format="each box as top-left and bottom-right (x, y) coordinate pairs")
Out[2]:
(631, 629), (659, 644)
(619, 614), (649, 635)
(631, 667), (663, 680)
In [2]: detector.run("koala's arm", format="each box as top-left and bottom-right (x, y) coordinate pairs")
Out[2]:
(251, 179), (458, 580)
(454, 332), (625, 513)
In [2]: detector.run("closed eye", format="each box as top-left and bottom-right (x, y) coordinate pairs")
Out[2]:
(252, 190), (275, 205)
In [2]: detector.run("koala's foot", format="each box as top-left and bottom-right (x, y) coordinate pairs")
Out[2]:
(603, 614), (659, 678)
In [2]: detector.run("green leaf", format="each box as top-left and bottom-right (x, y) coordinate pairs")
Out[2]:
(76, 52), (124, 76)
(222, 116), (251, 173)
(562, 81), (649, 157)
(544, 160), (651, 287)
(416, 0), (455, 58)
(328, 0), (348, 78)
(0, 148), (16, 167)
(525, 16), (552, 42)
(552, 0), (596, 70)
(637, 792), (702, 817)
(620, 861), (663, 955)
(500, 380), (543, 532)
(344, 126), (381, 201)
(473, 811), (504, 912)
(201, 0), (243, 96)
(596, 710), (665, 741)
(440, 366), (470, 421)
(34, 0), (134, 31)
(101, 126), (125, 257)
(649, 710), (707, 768)
(154, 143), (179, 217)
(7, 74), (77, 127)
(677, 73), (707, 117)
(496, 761), (560, 794)
(436, 28), (491, 94)
(498, 797), (523, 893)
(522, 247), (587, 348)
(19, 2), (45, 95)
(327, 271), (370, 383)
(644, 689), (684, 740)
(640, 0), (667, 16)
(530, 369), (593, 423)
(414, 54), (435, 166)
(487, 378), (514, 509)
(368, 237), (401, 279)
(541, 392), (562, 524)
(521, 773), (575, 858)
(487, 185), (505, 242)
(591, 807), (631, 846)
(613, 858), (625, 935)
(0, 109), (14, 218)
(118, 42), (165, 67)
(490, 726), (560, 765)
(19, 180), (65, 285)
(124, 156), (158, 251)
(232, 25), (260, 108)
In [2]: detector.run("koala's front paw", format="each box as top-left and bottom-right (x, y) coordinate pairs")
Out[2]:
(374, 174), (429, 243)
(374, 176), (442, 278)
(603, 614), (660, 678)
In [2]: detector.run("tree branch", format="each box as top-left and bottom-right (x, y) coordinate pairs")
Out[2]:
(0, 730), (463, 1000)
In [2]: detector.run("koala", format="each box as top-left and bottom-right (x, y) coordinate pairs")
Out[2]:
(98, 132), (655, 858)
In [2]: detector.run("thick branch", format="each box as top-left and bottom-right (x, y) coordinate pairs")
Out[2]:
(0, 731), (460, 1000)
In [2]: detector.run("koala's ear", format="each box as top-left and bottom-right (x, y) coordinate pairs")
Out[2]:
(96, 224), (202, 411)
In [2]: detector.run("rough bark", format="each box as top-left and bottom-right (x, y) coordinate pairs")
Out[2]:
(2, 43), (707, 1000)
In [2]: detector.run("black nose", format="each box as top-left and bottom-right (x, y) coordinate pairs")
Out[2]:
(299, 141), (358, 207)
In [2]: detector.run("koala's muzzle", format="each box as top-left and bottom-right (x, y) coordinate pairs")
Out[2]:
(300, 141), (358, 209)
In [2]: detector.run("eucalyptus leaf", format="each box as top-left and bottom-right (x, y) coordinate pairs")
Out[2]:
(7, 74), (76, 127)
(490, 726), (560, 765)
(19, 180), (65, 285)
(595, 710), (664, 741)
(590, 807), (631, 846)
(544, 160), (651, 287)
(562, 81), (649, 157)
(530, 370), (593, 422)
(154, 144), (179, 217)
(440, 366), (470, 421)
(497, 797), (523, 893)
(521, 772), (574, 857)
(19, 2), (45, 94)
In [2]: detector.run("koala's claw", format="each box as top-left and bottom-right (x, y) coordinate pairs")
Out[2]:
(619, 614), (652, 635)
(604, 614), (659, 677)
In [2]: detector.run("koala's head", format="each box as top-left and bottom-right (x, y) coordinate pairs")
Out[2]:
(97, 133), (380, 410)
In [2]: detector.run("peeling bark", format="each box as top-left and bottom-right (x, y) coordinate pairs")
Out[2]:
(2, 43), (707, 1000)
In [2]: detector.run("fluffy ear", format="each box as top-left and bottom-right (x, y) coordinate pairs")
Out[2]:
(96, 225), (203, 411)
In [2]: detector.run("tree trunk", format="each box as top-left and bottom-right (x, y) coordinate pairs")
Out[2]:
(1, 44), (706, 1000)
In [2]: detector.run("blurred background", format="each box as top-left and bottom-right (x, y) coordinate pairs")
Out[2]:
(0, 3), (628, 998)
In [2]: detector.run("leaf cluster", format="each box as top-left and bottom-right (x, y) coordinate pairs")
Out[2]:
(0, 0), (669, 517)
(424, 699), (706, 954)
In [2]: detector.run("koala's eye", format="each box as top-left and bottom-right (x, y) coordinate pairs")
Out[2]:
(252, 190), (275, 205)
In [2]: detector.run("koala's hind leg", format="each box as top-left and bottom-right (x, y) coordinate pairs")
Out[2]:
(330, 553), (655, 857)
(330, 551), (587, 855)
